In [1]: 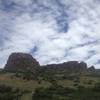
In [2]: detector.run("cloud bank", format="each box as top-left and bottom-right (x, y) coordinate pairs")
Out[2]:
(0, 0), (100, 68)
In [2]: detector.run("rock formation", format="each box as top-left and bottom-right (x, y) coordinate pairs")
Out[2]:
(4, 53), (40, 75)
(41, 61), (88, 72)
(4, 52), (92, 74)
(88, 66), (95, 72)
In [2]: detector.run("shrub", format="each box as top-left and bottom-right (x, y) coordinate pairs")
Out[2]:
(0, 84), (22, 100)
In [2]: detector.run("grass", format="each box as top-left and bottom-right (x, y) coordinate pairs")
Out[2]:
(0, 71), (100, 100)
(0, 72), (51, 100)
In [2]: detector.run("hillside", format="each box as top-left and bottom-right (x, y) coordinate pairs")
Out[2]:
(0, 52), (100, 100)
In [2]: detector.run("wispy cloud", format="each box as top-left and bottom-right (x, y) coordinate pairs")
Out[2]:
(0, 0), (100, 68)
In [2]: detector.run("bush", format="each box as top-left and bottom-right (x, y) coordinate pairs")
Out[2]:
(0, 84), (22, 100)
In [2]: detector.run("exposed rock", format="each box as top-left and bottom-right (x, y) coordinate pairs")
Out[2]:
(41, 61), (88, 72)
(4, 53), (40, 75)
(88, 66), (95, 72)
(78, 62), (87, 71)
(4, 52), (90, 74)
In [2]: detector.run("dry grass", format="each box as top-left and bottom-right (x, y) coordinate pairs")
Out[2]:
(0, 72), (100, 100)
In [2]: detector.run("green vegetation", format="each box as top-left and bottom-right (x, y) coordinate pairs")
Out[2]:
(0, 84), (22, 100)
(0, 69), (100, 100)
(32, 84), (100, 100)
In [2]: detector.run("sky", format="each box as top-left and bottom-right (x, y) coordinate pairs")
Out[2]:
(0, 0), (100, 68)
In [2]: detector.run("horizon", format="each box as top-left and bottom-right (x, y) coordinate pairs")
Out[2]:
(2, 52), (99, 69)
(0, 0), (100, 68)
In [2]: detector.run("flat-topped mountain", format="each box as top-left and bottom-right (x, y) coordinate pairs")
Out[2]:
(4, 53), (40, 74)
(41, 61), (88, 72)
(4, 52), (95, 73)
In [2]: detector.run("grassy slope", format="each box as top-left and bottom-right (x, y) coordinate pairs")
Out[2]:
(0, 72), (100, 100)
(0, 72), (51, 100)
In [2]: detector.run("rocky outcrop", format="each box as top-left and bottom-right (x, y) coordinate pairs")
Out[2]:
(88, 66), (95, 72)
(41, 61), (88, 72)
(4, 53), (40, 74)
(4, 52), (93, 74)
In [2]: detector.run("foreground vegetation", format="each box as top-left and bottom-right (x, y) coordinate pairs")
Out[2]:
(0, 69), (100, 100)
(33, 84), (100, 100)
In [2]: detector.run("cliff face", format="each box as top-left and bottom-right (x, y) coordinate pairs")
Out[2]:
(4, 52), (92, 73)
(41, 61), (88, 72)
(4, 53), (40, 74)
(88, 66), (95, 72)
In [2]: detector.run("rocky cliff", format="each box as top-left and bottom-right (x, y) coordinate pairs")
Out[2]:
(4, 53), (95, 73)
(41, 61), (88, 72)
(4, 53), (40, 74)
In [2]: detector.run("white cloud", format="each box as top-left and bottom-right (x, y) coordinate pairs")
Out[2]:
(0, 0), (100, 68)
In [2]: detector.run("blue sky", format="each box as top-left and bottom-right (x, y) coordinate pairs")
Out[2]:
(0, 0), (100, 68)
